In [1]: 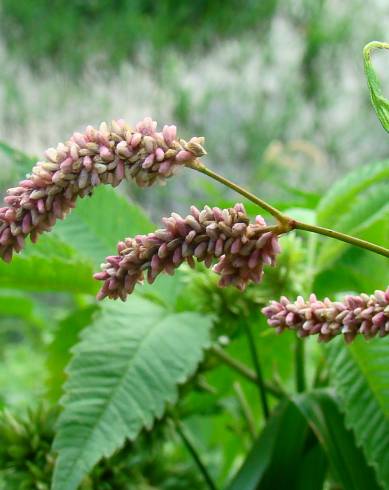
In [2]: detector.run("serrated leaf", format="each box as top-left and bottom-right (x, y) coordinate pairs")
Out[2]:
(55, 185), (154, 266)
(293, 390), (380, 490)
(326, 338), (389, 489)
(317, 184), (389, 270)
(317, 160), (389, 227)
(363, 41), (389, 133)
(52, 296), (213, 490)
(46, 305), (99, 402)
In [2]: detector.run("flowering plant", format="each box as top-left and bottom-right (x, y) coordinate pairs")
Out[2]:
(0, 43), (388, 490)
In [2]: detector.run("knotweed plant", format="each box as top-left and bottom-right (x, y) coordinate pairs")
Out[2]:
(0, 115), (388, 339)
(0, 41), (389, 490)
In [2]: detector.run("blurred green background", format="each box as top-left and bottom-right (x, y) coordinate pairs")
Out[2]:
(0, 1), (388, 489)
(1, 0), (389, 216)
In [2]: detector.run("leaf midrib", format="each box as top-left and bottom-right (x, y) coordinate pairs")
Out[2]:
(55, 305), (170, 485)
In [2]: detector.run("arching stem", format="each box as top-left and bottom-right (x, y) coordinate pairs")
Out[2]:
(187, 161), (389, 259)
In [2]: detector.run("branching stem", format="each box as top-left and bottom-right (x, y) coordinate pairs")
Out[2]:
(187, 161), (389, 258)
(293, 221), (389, 257)
(189, 161), (288, 225)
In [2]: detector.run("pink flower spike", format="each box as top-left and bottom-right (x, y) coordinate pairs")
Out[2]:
(262, 287), (389, 342)
(0, 117), (205, 261)
(94, 204), (280, 300)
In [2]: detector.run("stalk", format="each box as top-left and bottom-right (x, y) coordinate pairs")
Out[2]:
(187, 161), (389, 258)
(293, 221), (389, 258)
(233, 382), (257, 440)
(243, 321), (270, 419)
(294, 339), (306, 393)
(173, 418), (217, 490)
(188, 161), (287, 225)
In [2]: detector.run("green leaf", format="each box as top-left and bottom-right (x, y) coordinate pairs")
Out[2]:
(293, 390), (381, 490)
(52, 296), (213, 490)
(363, 41), (389, 133)
(0, 236), (96, 294)
(295, 443), (327, 490)
(55, 185), (154, 266)
(314, 246), (389, 296)
(46, 305), (99, 402)
(316, 160), (389, 227)
(317, 184), (389, 270)
(327, 338), (389, 489)
(226, 400), (320, 490)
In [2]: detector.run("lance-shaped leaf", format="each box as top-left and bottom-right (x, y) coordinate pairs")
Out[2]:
(293, 390), (381, 490)
(226, 399), (325, 490)
(52, 296), (213, 490)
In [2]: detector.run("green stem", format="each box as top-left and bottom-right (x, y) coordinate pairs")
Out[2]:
(173, 418), (217, 490)
(293, 221), (389, 258)
(188, 161), (288, 225)
(211, 345), (283, 398)
(188, 161), (389, 258)
(233, 381), (257, 441)
(294, 339), (306, 393)
(363, 41), (389, 63)
(243, 321), (270, 419)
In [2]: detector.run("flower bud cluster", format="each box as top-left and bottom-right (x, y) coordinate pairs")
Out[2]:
(0, 117), (206, 262)
(262, 288), (389, 342)
(94, 203), (281, 300)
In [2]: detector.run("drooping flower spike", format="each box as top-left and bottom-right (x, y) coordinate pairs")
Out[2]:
(262, 288), (389, 342)
(94, 203), (281, 301)
(0, 117), (206, 262)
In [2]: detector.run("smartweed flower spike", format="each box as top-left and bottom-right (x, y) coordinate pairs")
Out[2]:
(94, 203), (281, 301)
(0, 117), (205, 262)
(262, 288), (389, 343)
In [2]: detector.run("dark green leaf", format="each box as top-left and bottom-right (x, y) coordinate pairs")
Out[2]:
(326, 338), (389, 489)
(52, 296), (213, 490)
(226, 400), (312, 490)
(293, 390), (381, 490)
